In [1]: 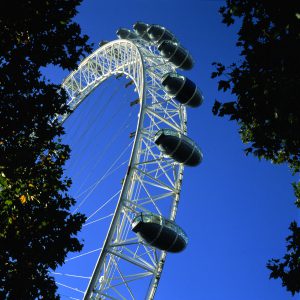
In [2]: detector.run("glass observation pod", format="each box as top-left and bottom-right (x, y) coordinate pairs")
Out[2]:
(162, 72), (204, 107)
(158, 40), (194, 70)
(132, 212), (188, 253)
(154, 128), (203, 166)
(116, 28), (138, 40)
(147, 24), (178, 44)
(133, 21), (151, 41)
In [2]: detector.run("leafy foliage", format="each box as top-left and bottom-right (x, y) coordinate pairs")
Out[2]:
(212, 0), (300, 295)
(212, 1), (300, 172)
(0, 1), (92, 298)
(267, 222), (300, 296)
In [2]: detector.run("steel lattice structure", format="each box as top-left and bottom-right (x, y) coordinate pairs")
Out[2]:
(61, 36), (188, 300)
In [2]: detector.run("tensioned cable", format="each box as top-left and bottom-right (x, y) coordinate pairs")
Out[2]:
(64, 78), (112, 147)
(53, 81), (126, 300)
(72, 139), (134, 214)
(75, 159), (128, 200)
(65, 77), (118, 142)
(65, 79), (124, 174)
(60, 294), (81, 300)
(56, 282), (84, 294)
(85, 190), (121, 222)
(74, 107), (133, 196)
(52, 272), (91, 280)
(74, 78), (125, 145)
(73, 105), (135, 202)
(70, 88), (134, 197)
(73, 82), (134, 177)
(65, 247), (102, 262)
(83, 213), (114, 227)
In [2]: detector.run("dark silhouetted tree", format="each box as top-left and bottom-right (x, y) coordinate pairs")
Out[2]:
(212, 0), (300, 295)
(0, 1), (92, 298)
(267, 221), (300, 296)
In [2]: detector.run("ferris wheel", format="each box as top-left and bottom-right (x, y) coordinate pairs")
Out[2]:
(57, 22), (204, 300)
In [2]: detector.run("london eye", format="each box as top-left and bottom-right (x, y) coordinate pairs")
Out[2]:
(55, 22), (203, 300)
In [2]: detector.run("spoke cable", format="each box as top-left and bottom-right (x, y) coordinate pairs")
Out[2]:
(56, 282), (85, 294)
(86, 190), (121, 222)
(83, 213), (114, 227)
(51, 272), (91, 280)
(71, 98), (134, 198)
(72, 140), (133, 214)
(75, 159), (128, 200)
(65, 247), (103, 262)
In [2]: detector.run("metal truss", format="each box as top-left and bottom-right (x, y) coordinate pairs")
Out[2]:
(61, 38), (187, 300)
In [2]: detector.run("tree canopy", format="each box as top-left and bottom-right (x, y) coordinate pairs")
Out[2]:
(0, 0), (92, 298)
(212, 0), (300, 295)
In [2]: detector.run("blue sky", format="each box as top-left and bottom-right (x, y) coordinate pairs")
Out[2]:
(51, 1), (300, 299)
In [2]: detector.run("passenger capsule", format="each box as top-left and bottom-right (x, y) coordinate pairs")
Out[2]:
(154, 129), (202, 166)
(158, 40), (194, 70)
(147, 24), (177, 43)
(116, 28), (138, 40)
(132, 213), (188, 253)
(133, 21), (151, 41)
(162, 72), (204, 107)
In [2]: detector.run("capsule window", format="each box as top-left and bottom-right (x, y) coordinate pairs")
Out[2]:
(142, 214), (152, 223)
(151, 214), (162, 225)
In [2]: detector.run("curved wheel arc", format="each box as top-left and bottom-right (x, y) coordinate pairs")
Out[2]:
(60, 37), (187, 300)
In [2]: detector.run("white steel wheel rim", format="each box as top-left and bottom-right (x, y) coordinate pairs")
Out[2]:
(61, 38), (187, 300)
